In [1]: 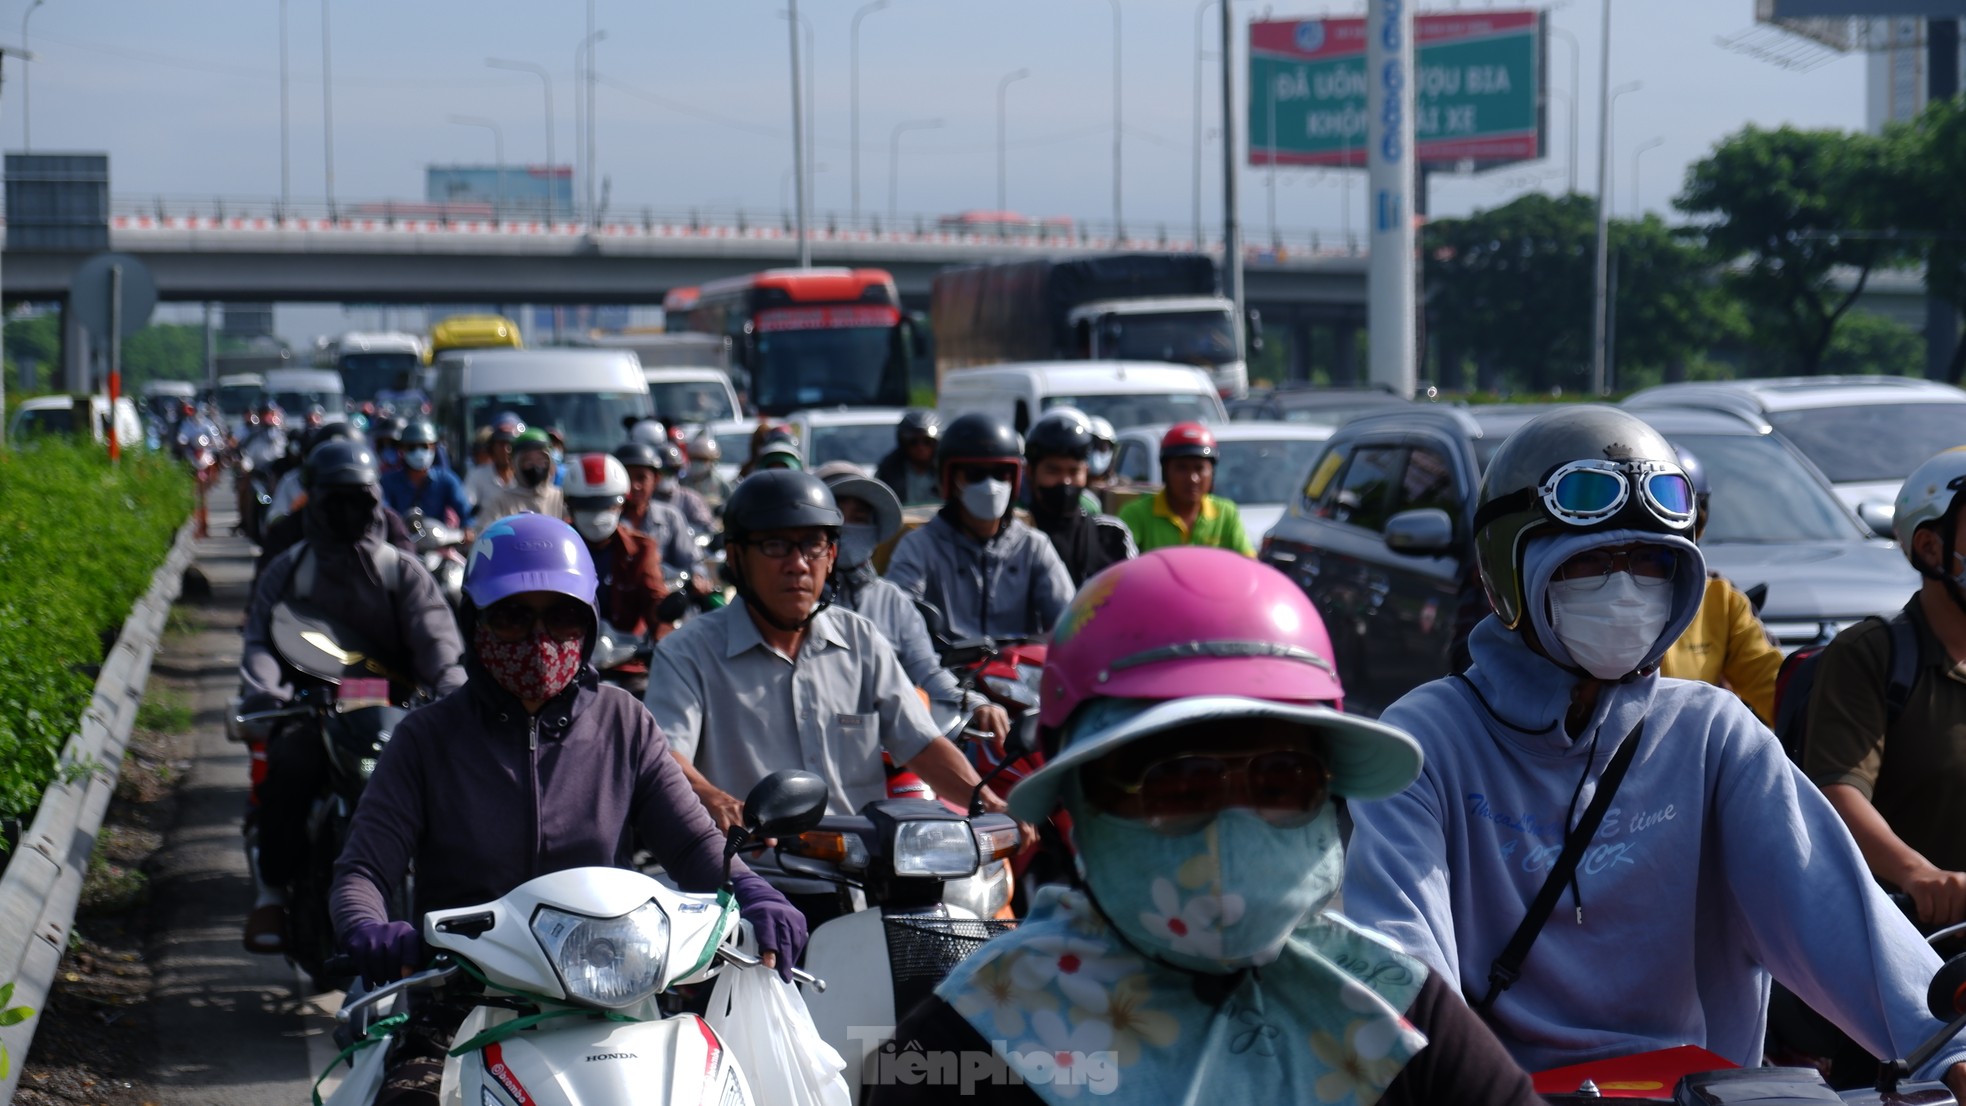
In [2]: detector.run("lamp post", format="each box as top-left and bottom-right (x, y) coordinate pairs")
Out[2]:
(488, 58), (555, 225)
(574, 29), (606, 228)
(1549, 24), (1580, 195)
(996, 68), (1030, 219)
(787, 0), (810, 265)
(780, 10), (816, 220)
(1100, 0), (1122, 239)
(1193, 0), (1217, 247)
(449, 115), (506, 222)
(321, 0), (336, 217)
(0, 45), (36, 442)
(1220, 0), (1242, 342)
(849, 0), (889, 223)
(783, 163), (830, 213)
(1266, 51), (1279, 246)
(585, 0), (597, 228)
(888, 117), (943, 223)
(1631, 135), (1664, 218)
(20, 0), (42, 153)
(1590, 62), (1642, 397)
(279, 0), (289, 213)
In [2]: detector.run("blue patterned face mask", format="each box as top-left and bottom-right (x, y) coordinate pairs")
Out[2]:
(1069, 782), (1345, 975)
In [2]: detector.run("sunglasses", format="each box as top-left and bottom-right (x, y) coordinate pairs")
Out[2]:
(745, 534), (834, 561)
(481, 597), (591, 643)
(1538, 459), (1695, 528)
(1083, 733), (1332, 836)
(1556, 546), (1677, 588)
(957, 464), (1018, 485)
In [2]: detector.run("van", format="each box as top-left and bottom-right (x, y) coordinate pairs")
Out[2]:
(11, 394), (143, 448)
(934, 360), (1227, 435)
(643, 367), (743, 428)
(262, 368), (347, 423)
(430, 348), (653, 462)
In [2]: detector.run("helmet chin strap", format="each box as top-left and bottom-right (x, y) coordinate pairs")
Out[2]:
(1913, 506), (1966, 620)
(729, 546), (835, 633)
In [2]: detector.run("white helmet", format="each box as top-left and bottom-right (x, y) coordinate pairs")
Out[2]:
(564, 452), (630, 544)
(1894, 447), (1966, 570)
(629, 419), (669, 449)
(688, 430), (721, 462)
(1086, 415), (1118, 478)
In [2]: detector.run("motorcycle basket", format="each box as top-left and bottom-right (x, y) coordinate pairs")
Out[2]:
(882, 915), (1019, 1016)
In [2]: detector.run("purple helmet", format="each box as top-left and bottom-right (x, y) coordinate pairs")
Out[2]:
(464, 513), (599, 610)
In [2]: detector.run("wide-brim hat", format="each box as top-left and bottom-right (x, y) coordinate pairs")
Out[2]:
(822, 472), (903, 543)
(1007, 694), (1423, 823)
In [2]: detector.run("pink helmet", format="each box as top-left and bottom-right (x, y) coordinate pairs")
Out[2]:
(1041, 547), (1344, 732)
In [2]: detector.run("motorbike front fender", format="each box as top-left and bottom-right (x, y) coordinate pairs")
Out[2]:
(449, 1013), (753, 1106)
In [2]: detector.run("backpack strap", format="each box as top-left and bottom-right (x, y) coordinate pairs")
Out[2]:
(292, 543), (317, 603)
(1884, 608), (1920, 727)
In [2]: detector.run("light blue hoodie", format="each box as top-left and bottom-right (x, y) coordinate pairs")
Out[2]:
(1343, 527), (1965, 1079)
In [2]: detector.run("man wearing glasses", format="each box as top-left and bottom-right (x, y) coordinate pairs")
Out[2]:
(645, 469), (1011, 923)
(887, 412), (1075, 643)
(1340, 406), (1966, 1094)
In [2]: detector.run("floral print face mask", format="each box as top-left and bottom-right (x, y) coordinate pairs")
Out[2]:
(474, 622), (582, 704)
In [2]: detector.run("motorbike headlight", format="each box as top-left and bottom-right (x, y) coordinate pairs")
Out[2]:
(942, 858), (1014, 920)
(892, 821), (980, 879)
(981, 675), (1040, 712)
(531, 901), (670, 1009)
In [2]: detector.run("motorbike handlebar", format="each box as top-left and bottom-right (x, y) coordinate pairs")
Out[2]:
(234, 704), (315, 725)
(715, 944), (826, 992)
(335, 961), (462, 1024)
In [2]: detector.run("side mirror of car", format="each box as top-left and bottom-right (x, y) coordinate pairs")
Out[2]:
(1858, 501), (1896, 540)
(1383, 508), (1456, 557)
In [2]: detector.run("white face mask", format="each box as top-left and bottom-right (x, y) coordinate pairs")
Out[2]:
(571, 508), (622, 544)
(655, 474), (679, 496)
(1087, 447), (1114, 477)
(837, 523), (880, 569)
(1547, 571), (1673, 680)
(404, 448), (433, 472)
(960, 477), (1013, 521)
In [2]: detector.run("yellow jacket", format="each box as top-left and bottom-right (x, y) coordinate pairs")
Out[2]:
(1659, 573), (1782, 724)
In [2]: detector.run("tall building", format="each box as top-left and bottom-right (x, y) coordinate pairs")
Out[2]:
(1865, 18), (1966, 131)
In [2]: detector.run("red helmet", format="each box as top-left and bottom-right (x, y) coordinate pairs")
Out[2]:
(1159, 421), (1217, 462)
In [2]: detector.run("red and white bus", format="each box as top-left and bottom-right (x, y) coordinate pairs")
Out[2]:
(677, 268), (916, 415)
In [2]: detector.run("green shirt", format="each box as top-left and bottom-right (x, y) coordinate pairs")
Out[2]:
(1118, 490), (1255, 556)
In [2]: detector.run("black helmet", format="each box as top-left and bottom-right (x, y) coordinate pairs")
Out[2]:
(724, 469), (844, 541)
(399, 419), (439, 447)
(372, 415), (407, 444)
(613, 442), (660, 472)
(1472, 405), (1697, 630)
(1025, 408), (1095, 463)
(653, 440), (688, 473)
(302, 438), (379, 491)
(897, 409), (941, 446)
(937, 412), (1022, 471)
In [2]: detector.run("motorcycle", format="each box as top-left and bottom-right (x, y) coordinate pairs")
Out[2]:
(235, 602), (413, 993)
(403, 508), (467, 609)
(1536, 951), (1966, 1105)
(592, 617), (654, 695)
(235, 426), (288, 544)
(746, 793), (1023, 1102)
(322, 771), (834, 1106)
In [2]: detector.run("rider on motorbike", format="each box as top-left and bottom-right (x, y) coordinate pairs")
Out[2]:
(480, 428), (566, 522)
(614, 442), (708, 583)
(886, 413), (1075, 642)
(254, 435), (419, 584)
(821, 469), (1011, 749)
(683, 430), (734, 507)
(1022, 407), (1135, 588)
(1656, 442), (1781, 724)
(371, 415), (407, 476)
(240, 438), (466, 954)
(464, 413), (523, 523)
(1340, 406), (1966, 1090)
(875, 409), (942, 507)
(644, 470), (1009, 921)
(268, 422), (357, 527)
(330, 512), (806, 1106)
(1117, 422), (1255, 556)
(647, 439), (717, 534)
(564, 452), (669, 639)
(880, 548), (1539, 1105)
(379, 419), (473, 532)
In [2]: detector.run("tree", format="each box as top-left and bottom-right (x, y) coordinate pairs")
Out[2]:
(1607, 215), (1746, 383)
(1893, 96), (1966, 382)
(1676, 125), (1908, 375)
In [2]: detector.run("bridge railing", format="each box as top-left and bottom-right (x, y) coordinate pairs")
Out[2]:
(99, 194), (1366, 260)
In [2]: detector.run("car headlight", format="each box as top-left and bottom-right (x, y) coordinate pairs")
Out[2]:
(531, 901), (670, 1008)
(893, 821), (980, 879)
(981, 674), (1040, 711)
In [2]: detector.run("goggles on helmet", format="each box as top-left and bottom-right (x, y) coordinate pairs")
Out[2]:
(1535, 458), (1695, 528)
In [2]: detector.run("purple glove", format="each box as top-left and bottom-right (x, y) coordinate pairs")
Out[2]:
(344, 919), (421, 984)
(732, 872), (808, 983)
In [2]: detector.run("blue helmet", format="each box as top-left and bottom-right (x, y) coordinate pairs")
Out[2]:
(464, 513), (599, 610)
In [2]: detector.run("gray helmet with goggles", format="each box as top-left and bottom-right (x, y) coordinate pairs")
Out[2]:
(1471, 406), (1696, 629)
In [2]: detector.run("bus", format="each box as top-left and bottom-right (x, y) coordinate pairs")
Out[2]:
(428, 314), (523, 363)
(676, 268), (915, 416)
(661, 287), (700, 331)
(322, 331), (424, 408)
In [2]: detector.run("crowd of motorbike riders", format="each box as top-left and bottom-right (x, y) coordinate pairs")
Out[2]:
(197, 387), (1966, 1105)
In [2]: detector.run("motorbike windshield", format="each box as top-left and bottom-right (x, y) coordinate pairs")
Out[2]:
(468, 391), (655, 454)
(1107, 310), (1239, 367)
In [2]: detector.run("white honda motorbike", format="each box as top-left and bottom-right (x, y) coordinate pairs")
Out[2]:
(323, 771), (833, 1106)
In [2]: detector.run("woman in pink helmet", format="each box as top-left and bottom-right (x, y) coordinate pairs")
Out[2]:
(871, 548), (1539, 1106)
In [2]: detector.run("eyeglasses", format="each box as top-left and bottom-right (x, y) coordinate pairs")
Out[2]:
(745, 534), (835, 561)
(1555, 546), (1678, 589)
(1083, 739), (1332, 835)
(1538, 459), (1695, 528)
(956, 464), (1018, 485)
(481, 597), (591, 643)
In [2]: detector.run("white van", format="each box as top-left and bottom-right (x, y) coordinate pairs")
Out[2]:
(262, 368), (348, 422)
(431, 348), (653, 461)
(644, 367), (743, 429)
(935, 360), (1227, 435)
(10, 394), (143, 448)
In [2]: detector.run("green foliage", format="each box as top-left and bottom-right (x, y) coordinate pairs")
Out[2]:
(136, 690), (193, 734)
(1887, 96), (1966, 380)
(1819, 311), (1925, 376)
(4, 317), (209, 399)
(0, 442), (190, 825)
(0, 979), (33, 1079)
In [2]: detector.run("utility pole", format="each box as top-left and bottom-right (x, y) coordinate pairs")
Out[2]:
(322, 0), (336, 218)
(1194, 0), (1217, 247)
(1221, 0), (1242, 343)
(1590, 0), (1614, 396)
(0, 47), (31, 444)
(279, 0), (290, 214)
(789, 0), (811, 266)
(1104, 0), (1123, 239)
(849, 1), (889, 223)
(1366, 0), (1416, 396)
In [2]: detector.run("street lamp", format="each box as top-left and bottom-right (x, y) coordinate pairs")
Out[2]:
(449, 115), (506, 222)
(1590, 67), (1642, 397)
(322, 0), (337, 217)
(785, 2), (809, 266)
(1549, 24), (1581, 195)
(1096, 0), (1122, 238)
(20, 0), (42, 153)
(0, 44), (37, 442)
(488, 58), (556, 225)
(779, 10), (817, 219)
(279, 0), (289, 213)
(574, 29), (607, 228)
(1193, 0), (1218, 246)
(783, 163), (830, 212)
(996, 68), (1030, 219)
(849, 0), (890, 222)
(888, 117), (943, 222)
(1631, 135), (1664, 218)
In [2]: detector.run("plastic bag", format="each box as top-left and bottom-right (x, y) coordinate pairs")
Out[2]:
(705, 963), (852, 1106)
(318, 1028), (391, 1106)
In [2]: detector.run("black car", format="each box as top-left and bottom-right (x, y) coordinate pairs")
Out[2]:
(1259, 404), (1916, 717)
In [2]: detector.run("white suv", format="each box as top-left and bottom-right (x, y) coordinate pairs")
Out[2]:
(1625, 375), (1966, 535)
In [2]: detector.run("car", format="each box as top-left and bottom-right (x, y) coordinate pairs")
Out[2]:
(11, 394), (143, 449)
(936, 360), (1227, 434)
(1624, 376), (1966, 536)
(1226, 383), (1411, 427)
(1104, 421), (1335, 542)
(785, 406), (909, 472)
(641, 366), (744, 429)
(1259, 403), (1918, 716)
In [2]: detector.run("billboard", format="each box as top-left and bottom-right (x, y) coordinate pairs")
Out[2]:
(424, 164), (573, 214)
(1249, 12), (1545, 169)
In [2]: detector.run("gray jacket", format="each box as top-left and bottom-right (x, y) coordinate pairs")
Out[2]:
(240, 505), (466, 702)
(885, 509), (1075, 642)
(832, 562), (967, 709)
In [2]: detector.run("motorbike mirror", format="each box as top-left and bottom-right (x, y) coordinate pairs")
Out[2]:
(269, 603), (358, 684)
(1927, 952), (1966, 1022)
(742, 770), (830, 840)
(1005, 712), (1039, 759)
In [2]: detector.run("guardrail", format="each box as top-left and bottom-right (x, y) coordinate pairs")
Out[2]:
(0, 523), (196, 1105)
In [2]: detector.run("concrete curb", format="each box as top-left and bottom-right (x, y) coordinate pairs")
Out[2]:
(0, 521), (197, 1104)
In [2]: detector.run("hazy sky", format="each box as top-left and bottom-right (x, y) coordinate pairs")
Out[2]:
(18, 0), (1871, 239)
